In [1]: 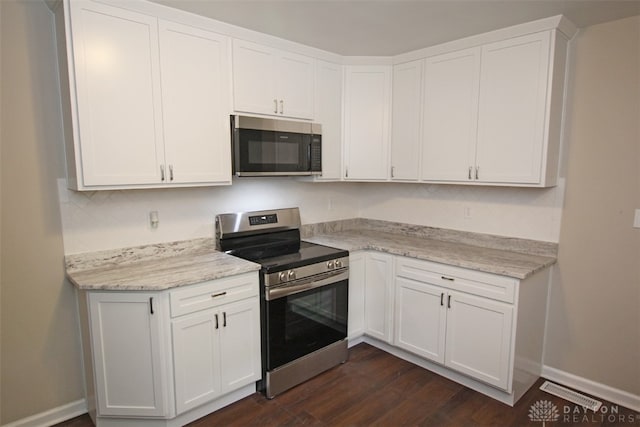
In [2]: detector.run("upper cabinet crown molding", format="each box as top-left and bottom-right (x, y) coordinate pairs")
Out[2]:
(394, 14), (577, 65)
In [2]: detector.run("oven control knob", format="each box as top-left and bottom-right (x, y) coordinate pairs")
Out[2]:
(288, 270), (296, 280)
(327, 260), (335, 269)
(279, 272), (287, 282)
(335, 259), (342, 268)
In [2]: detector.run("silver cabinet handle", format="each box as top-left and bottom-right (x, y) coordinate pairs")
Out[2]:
(160, 165), (165, 181)
(169, 165), (174, 181)
(468, 166), (472, 180)
(273, 99), (278, 114)
(279, 100), (284, 114)
(391, 166), (395, 178)
(475, 166), (479, 180)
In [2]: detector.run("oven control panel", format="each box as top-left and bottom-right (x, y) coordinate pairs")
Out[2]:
(249, 213), (278, 226)
(265, 256), (350, 288)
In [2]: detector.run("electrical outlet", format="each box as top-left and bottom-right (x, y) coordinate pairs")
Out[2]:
(634, 209), (640, 229)
(150, 211), (159, 229)
(464, 206), (473, 220)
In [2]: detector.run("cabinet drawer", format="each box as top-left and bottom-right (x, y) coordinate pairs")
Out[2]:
(395, 257), (516, 303)
(170, 272), (258, 318)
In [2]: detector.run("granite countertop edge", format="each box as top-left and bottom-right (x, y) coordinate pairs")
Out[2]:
(303, 231), (556, 280)
(66, 222), (557, 291)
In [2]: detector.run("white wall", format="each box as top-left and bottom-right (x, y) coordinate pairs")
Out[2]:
(1, 1), (84, 423)
(544, 15), (640, 397)
(59, 176), (566, 254)
(358, 180), (566, 242)
(59, 179), (362, 254)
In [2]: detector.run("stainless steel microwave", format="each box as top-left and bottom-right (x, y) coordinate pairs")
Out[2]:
(231, 115), (322, 177)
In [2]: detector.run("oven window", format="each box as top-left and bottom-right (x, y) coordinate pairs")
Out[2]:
(265, 280), (348, 370)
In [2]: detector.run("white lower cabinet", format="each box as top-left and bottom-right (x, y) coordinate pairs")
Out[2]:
(80, 272), (260, 425)
(394, 257), (514, 391)
(348, 252), (549, 404)
(347, 252), (366, 339)
(363, 252), (395, 343)
(172, 297), (261, 414)
(87, 292), (171, 418)
(444, 291), (513, 390)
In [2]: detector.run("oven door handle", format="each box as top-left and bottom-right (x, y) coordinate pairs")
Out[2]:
(266, 269), (348, 301)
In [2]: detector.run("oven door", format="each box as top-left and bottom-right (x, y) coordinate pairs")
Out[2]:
(264, 276), (348, 371)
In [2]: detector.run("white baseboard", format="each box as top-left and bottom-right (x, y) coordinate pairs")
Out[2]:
(542, 365), (640, 413)
(1, 399), (87, 427)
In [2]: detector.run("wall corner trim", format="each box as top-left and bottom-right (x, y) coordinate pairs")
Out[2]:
(542, 365), (640, 412)
(1, 399), (87, 427)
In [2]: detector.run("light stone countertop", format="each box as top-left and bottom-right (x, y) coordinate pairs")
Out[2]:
(66, 239), (260, 291)
(65, 220), (557, 291)
(303, 228), (556, 280)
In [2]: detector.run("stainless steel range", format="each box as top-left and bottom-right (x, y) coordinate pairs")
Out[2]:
(215, 207), (349, 398)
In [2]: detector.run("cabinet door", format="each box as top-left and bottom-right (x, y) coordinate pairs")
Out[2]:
(172, 310), (220, 414)
(159, 21), (231, 184)
(394, 278), (446, 363)
(232, 39), (278, 116)
(391, 60), (423, 181)
(314, 60), (343, 180)
(364, 252), (394, 342)
(344, 66), (392, 180)
(69, 1), (164, 186)
(218, 297), (261, 394)
(475, 32), (551, 184)
(421, 48), (480, 182)
(445, 291), (514, 391)
(89, 293), (169, 417)
(347, 252), (366, 339)
(278, 51), (315, 119)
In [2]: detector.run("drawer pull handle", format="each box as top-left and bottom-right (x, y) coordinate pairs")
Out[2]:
(223, 312), (227, 327)
(440, 293), (444, 306)
(215, 313), (219, 329)
(447, 295), (452, 309)
(441, 276), (455, 281)
(211, 292), (227, 298)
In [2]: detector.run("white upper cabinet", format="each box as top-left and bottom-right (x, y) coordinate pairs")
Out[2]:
(59, 0), (232, 190)
(391, 60), (423, 181)
(343, 65), (392, 181)
(418, 30), (568, 187)
(232, 39), (314, 120)
(314, 60), (343, 180)
(67, 1), (165, 187)
(158, 20), (232, 185)
(475, 32), (552, 184)
(421, 48), (481, 182)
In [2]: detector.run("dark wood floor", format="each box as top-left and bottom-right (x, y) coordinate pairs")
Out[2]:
(57, 343), (639, 426)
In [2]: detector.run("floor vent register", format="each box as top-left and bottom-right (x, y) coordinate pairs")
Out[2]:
(539, 380), (603, 412)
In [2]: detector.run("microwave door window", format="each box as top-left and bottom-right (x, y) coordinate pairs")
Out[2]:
(246, 134), (303, 172)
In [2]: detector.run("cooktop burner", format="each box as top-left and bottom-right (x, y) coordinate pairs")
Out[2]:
(245, 241), (348, 273)
(215, 207), (348, 274)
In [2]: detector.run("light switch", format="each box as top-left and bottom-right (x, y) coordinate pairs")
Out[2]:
(634, 209), (640, 229)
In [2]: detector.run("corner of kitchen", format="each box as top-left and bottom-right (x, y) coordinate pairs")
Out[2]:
(1, 0), (639, 426)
